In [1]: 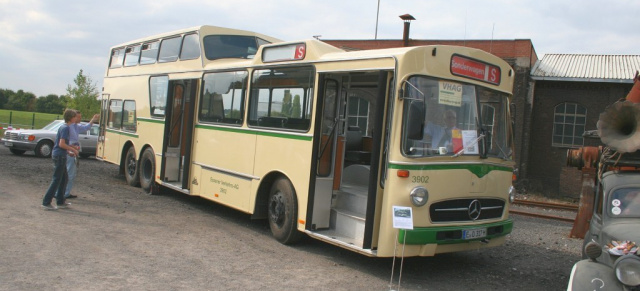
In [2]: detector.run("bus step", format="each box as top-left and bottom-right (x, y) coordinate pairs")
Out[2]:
(330, 207), (365, 242)
(334, 187), (367, 216)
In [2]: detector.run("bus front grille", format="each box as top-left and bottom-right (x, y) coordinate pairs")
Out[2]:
(429, 198), (505, 222)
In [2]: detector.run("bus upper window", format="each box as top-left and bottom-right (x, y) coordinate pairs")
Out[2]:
(140, 41), (159, 65)
(124, 45), (141, 67)
(180, 33), (201, 60)
(158, 36), (182, 63)
(203, 35), (262, 60)
(109, 48), (124, 68)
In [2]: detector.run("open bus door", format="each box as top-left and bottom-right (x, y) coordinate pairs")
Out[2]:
(160, 79), (197, 191)
(311, 71), (389, 250)
(97, 94), (109, 160)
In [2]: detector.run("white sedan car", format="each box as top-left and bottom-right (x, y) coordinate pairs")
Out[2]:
(2, 120), (99, 158)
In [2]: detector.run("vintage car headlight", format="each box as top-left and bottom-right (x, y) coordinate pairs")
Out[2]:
(614, 255), (640, 287)
(409, 186), (428, 207)
(508, 186), (516, 203)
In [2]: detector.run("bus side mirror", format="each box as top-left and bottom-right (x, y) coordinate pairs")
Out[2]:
(406, 100), (425, 140)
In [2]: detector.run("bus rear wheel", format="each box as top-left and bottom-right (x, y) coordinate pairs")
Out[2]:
(139, 148), (157, 195)
(268, 177), (303, 244)
(124, 147), (140, 187)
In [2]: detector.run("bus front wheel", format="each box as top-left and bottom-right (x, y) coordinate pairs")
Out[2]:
(139, 148), (157, 195)
(268, 177), (303, 244)
(124, 147), (140, 187)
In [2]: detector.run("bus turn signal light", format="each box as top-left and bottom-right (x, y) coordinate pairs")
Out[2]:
(397, 170), (410, 178)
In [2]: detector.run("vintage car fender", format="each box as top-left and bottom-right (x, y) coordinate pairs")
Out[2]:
(567, 259), (624, 291)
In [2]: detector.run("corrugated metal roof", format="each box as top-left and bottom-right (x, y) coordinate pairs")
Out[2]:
(531, 54), (640, 83)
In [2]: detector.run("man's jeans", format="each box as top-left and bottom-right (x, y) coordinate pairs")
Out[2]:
(42, 155), (68, 206)
(65, 156), (77, 197)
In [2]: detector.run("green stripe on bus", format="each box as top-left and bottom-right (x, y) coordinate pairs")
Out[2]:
(388, 163), (512, 178)
(138, 117), (165, 124)
(398, 219), (513, 245)
(105, 128), (139, 138)
(195, 124), (312, 141)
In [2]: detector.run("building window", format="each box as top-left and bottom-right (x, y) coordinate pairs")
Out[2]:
(347, 96), (369, 134)
(552, 102), (586, 147)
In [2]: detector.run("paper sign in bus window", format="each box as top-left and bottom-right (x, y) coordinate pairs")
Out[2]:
(461, 130), (480, 154)
(438, 81), (462, 107)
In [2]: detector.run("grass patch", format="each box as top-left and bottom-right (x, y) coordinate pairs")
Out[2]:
(0, 110), (61, 133)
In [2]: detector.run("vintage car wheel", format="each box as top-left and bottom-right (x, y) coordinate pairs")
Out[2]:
(34, 140), (53, 158)
(9, 148), (26, 155)
(268, 177), (303, 244)
(124, 147), (140, 187)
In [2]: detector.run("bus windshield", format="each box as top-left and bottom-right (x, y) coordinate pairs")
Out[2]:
(402, 76), (512, 160)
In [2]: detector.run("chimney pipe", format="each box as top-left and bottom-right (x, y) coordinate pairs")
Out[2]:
(399, 14), (416, 47)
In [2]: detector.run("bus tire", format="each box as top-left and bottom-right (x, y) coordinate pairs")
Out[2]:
(124, 147), (140, 187)
(268, 177), (303, 244)
(139, 148), (157, 194)
(34, 140), (53, 158)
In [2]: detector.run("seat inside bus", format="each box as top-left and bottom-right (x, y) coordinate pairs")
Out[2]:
(345, 126), (371, 165)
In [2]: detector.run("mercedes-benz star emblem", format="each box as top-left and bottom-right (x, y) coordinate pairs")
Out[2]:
(468, 199), (482, 220)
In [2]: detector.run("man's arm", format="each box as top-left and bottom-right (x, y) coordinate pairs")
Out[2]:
(77, 114), (99, 133)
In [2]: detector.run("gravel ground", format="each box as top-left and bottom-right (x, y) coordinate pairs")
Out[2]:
(0, 145), (583, 290)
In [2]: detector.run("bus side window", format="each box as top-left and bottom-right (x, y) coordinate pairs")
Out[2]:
(200, 71), (247, 125)
(180, 33), (201, 60)
(248, 67), (314, 131)
(122, 100), (137, 132)
(109, 48), (124, 68)
(108, 100), (123, 129)
(140, 41), (159, 65)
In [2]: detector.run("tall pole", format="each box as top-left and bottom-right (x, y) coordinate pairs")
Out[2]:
(375, 0), (380, 39)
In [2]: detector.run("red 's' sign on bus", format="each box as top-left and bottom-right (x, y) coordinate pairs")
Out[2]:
(450, 55), (501, 85)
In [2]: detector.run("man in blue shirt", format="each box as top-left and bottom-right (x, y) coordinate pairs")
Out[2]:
(424, 109), (458, 153)
(42, 109), (79, 210)
(65, 111), (99, 199)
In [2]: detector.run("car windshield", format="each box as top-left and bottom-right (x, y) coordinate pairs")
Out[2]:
(42, 120), (64, 131)
(401, 76), (513, 159)
(609, 187), (640, 217)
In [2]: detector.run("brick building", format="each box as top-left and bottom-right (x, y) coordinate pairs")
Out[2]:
(525, 54), (639, 197)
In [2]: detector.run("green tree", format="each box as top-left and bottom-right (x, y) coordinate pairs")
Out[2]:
(67, 69), (100, 117)
(0, 89), (12, 109)
(292, 95), (301, 118)
(6, 90), (36, 111)
(35, 94), (66, 114)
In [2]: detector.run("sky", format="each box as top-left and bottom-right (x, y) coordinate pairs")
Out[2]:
(1, 0), (638, 98)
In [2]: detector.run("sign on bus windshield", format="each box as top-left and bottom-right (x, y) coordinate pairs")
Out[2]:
(450, 55), (501, 85)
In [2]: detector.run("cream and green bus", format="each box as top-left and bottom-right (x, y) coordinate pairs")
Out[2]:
(98, 25), (516, 257)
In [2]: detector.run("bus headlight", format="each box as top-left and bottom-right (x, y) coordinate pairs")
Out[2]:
(409, 187), (429, 207)
(614, 255), (640, 287)
(508, 186), (516, 203)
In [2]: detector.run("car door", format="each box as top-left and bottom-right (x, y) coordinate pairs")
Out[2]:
(78, 125), (99, 156)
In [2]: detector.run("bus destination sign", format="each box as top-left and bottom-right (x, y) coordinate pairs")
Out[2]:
(262, 43), (306, 63)
(450, 55), (501, 85)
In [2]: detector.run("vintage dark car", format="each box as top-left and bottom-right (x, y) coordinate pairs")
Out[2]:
(2, 120), (99, 158)
(567, 170), (640, 291)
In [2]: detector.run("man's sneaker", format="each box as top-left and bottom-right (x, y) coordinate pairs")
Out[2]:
(42, 204), (58, 211)
(57, 202), (72, 209)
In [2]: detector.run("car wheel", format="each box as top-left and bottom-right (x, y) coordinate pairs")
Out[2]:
(268, 177), (303, 244)
(34, 140), (53, 158)
(9, 148), (26, 155)
(124, 147), (140, 187)
(139, 148), (157, 194)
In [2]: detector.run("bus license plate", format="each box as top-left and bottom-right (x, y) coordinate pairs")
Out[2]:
(4, 142), (12, 147)
(463, 228), (487, 240)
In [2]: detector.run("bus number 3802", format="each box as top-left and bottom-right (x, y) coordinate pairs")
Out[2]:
(411, 176), (429, 183)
